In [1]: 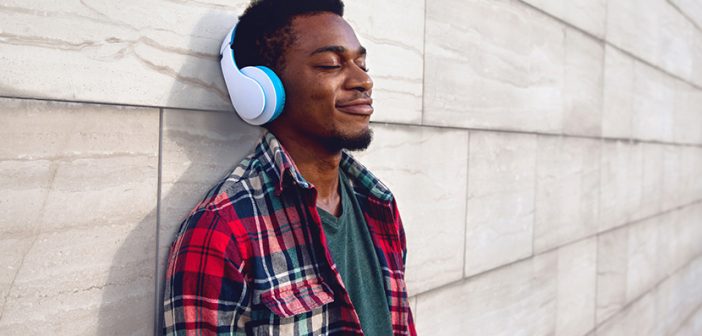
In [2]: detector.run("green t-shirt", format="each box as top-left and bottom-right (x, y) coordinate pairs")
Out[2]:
(317, 170), (393, 336)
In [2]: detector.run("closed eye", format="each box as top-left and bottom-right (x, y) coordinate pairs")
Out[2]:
(315, 64), (369, 72)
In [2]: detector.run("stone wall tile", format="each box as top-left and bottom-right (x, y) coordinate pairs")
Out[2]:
(684, 255), (702, 303)
(345, 0), (424, 124)
(673, 304), (702, 336)
(596, 284), (657, 336)
(607, 0), (699, 86)
(680, 204), (702, 262)
(599, 140), (642, 232)
(632, 61), (676, 142)
(464, 131), (536, 277)
(671, 0), (702, 29)
(594, 209), (698, 328)
(415, 251), (558, 336)
(534, 136), (600, 253)
(658, 209), (687, 278)
(353, 124), (468, 295)
(0, 160), (53, 236)
(695, 203), (702, 257)
(521, 0), (606, 37)
(625, 216), (660, 303)
(679, 146), (702, 205)
(674, 83), (702, 145)
(632, 143), (664, 221)
(596, 225), (629, 324)
(655, 255), (702, 336)
(556, 237), (597, 336)
(662, 144), (682, 211)
(0, 238), (32, 317)
(694, 31), (702, 84)
(0, 224), (155, 335)
(606, 0), (662, 72)
(563, 28), (604, 137)
(0, 98), (159, 335)
(602, 46), (636, 139)
(423, 0), (564, 133)
(0, 0), (251, 111)
(655, 269), (687, 336)
(657, 2), (696, 81)
(598, 254), (702, 336)
(527, 6), (567, 132)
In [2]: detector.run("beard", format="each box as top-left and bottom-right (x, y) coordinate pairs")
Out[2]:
(319, 126), (373, 153)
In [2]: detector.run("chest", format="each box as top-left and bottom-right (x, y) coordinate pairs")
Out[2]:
(236, 187), (408, 332)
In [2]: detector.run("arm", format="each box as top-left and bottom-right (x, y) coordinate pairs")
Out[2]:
(163, 209), (251, 335)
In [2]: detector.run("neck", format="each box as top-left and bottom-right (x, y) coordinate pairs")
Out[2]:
(268, 128), (342, 201)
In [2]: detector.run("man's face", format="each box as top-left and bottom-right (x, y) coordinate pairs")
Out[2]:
(274, 12), (374, 152)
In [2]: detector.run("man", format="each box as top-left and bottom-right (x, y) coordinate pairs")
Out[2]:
(163, 0), (415, 334)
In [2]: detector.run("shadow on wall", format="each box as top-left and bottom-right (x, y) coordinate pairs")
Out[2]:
(96, 11), (263, 335)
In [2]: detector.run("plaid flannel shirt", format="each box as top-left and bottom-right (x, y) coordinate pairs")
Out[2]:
(163, 131), (416, 335)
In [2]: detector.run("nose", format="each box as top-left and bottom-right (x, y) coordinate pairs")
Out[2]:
(346, 64), (373, 93)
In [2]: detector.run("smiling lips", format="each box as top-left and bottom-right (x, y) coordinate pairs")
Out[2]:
(336, 98), (373, 116)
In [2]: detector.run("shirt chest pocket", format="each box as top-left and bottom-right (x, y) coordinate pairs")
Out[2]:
(260, 280), (336, 318)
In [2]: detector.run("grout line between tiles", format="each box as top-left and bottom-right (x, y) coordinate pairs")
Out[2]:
(374, 120), (702, 149)
(593, 137), (604, 332)
(462, 131), (471, 279)
(420, 0), (427, 126)
(531, 134), (540, 259)
(0, 95), (232, 114)
(669, 299), (702, 336)
(153, 108), (164, 335)
(666, 0), (702, 34)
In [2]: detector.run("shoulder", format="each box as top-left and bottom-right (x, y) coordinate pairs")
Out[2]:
(174, 149), (277, 240)
(167, 150), (281, 274)
(218, 156), (279, 214)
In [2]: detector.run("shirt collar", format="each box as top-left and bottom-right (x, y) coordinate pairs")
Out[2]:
(257, 130), (394, 203)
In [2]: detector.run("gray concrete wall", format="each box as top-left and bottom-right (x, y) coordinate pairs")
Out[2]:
(1, 0), (701, 334)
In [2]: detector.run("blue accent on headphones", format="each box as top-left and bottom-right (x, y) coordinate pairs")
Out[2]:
(256, 66), (286, 120)
(220, 22), (286, 126)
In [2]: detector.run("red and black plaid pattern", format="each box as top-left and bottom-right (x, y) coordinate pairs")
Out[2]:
(163, 131), (416, 335)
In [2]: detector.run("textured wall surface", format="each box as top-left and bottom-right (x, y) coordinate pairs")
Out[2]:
(1, 0), (701, 335)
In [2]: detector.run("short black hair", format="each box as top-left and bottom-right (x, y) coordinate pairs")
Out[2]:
(233, 0), (345, 72)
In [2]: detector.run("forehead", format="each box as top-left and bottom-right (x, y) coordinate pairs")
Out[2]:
(288, 13), (362, 53)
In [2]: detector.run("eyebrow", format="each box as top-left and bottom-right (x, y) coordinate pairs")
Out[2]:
(309, 45), (367, 56)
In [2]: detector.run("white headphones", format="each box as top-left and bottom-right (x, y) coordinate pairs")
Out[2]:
(220, 21), (286, 125)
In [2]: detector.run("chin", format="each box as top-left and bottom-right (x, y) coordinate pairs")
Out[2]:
(321, 127), (373, 152)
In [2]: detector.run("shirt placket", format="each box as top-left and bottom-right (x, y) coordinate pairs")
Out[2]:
(302, 186), (365, 335)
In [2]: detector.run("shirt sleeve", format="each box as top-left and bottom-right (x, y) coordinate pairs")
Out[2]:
(162, 208), (251, 335)
(392, 199), (417, 336)
(391, 199), (408, 270)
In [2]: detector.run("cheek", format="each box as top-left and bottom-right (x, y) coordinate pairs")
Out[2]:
(280, 69), (339, 113)
(284, 75), (327, 102)
(304, 75), (336, 100)
(307, 85), (334, 103)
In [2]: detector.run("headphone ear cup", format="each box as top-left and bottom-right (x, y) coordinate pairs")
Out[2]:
(240, 66), (286, 125)
(220, 40), (267, 122)
(254, 66), (286, 121)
